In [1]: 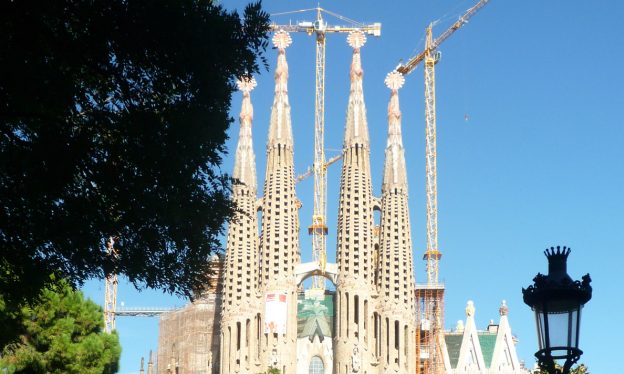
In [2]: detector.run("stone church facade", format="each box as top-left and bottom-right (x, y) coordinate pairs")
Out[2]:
(156, 30), (528, 374)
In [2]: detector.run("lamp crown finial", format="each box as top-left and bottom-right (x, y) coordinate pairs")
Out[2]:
(544, 245), (571, 259)
(543, 245), (572, 282)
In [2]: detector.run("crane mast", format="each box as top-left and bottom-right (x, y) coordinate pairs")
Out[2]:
(423, 25), (441, 285)
(393, 1), (490, 372)
(311, 8), (328, 289)
(422, 27), (445, 374)
(271, 8), (380, 290)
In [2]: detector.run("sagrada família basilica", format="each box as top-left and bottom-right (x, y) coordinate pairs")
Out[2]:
(155, 30), (531, 374)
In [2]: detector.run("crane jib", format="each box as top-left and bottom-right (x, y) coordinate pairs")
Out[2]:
(394, 0), (490, 77)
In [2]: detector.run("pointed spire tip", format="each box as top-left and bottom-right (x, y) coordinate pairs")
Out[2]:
(385, 71), (405, 91)
(347, 30), (367, 49)
(237, 76), (257, 93)
(273, 30), (292, 50)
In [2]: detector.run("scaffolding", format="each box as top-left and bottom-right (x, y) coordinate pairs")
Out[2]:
(156, 258), (223, 374)
(415, 284), (445, 374)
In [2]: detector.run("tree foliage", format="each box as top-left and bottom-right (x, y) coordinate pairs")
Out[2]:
(0, 281), (121, 373)
(0, 0), (270, 302)
(571, 364), (589, 374)
(536, 363), (589, 374)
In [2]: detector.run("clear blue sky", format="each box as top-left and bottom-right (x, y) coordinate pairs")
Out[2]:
(82, 1), (624, 372)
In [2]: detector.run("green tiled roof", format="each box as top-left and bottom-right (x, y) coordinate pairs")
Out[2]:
(478, 333), (497, 368)
(445, 334), (463, 369)
(297, 293), (334, 338)
(445, 331), (498, 369)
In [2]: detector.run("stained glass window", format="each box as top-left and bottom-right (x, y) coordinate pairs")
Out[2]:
(308, 356), (324, 374)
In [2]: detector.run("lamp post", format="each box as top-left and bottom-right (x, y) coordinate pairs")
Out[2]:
(522, 246), (592, 374)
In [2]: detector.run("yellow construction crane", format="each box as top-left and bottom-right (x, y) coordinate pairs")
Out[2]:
(295, 154), (342, 183)
(393, 0), (490, 372)
(271, 8), (380, 290)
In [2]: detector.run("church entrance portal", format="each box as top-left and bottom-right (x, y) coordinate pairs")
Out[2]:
(295, 266), (336, 374)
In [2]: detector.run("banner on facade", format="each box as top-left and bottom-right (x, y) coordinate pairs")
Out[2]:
(265, 291), (287, 334)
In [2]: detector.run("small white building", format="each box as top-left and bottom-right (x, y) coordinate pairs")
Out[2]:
(443, 300), (531, 374)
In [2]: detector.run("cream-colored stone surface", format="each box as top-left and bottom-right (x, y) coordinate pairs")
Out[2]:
(377, 78), (416, 374)
(219, 74), (263, 374)
(255, 30), (300, 373)
(333, 31), (378, 374)
(155, 27), (530, 374)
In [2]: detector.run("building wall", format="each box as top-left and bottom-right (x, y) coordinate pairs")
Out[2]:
(297, 336), (333, 374)
(157, 294), (221, 374)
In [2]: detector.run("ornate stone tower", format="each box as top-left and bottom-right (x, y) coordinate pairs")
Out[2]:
(377, 72), (417, 373)
(162, 24), (534, 374)
(334, 30), (377, 374)
(258, 30), (300, 373)
(220, 76), (261, 373)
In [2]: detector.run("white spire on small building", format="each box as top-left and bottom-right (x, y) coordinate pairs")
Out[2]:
(456, 300), (486, 372)
(491, 300), (522, 372)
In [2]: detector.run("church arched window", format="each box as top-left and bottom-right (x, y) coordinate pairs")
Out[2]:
(309, 356), (324, 374)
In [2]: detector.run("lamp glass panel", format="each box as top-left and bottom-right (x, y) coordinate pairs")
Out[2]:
(544, 299), (581, 353)
(535, 309), (546, 350)
(571, 308), (580, 348)
(546, 310), (570, 349)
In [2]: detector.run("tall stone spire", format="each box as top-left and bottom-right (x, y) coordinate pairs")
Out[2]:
(258, 30), (299, 373)
(334, 30), (377, 373)
(382, 72), (408, 189)
(220, 76), (261, 374)
(343, 31), (369, 148)
(378, 72), (417, 373)
(267, 31), (294, 149)
(233, 77), (257, 191)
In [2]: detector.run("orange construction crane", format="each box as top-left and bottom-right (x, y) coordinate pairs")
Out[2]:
(271, 8), (380, 290)
(393, 0), (490, 372)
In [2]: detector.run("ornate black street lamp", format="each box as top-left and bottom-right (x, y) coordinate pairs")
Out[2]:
(522, 246), (592, 374)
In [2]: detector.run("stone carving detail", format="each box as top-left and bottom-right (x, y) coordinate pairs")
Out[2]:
(466, 300), (475, 317)
(351, 346), (361, 372)
(347, 30), (367, 49)
(269, 349), (279, 367)
(499, 300), (509, 316)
